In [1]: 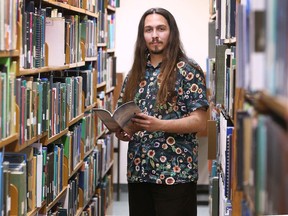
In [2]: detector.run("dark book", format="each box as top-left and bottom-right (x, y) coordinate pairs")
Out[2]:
(215, 44), (228, 106)
(235, 110), (249, 190)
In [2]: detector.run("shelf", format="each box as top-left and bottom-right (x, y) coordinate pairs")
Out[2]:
(18, 134), (45, 152)
(69, 161), (83, 179)
(27, 201), (45, 216)
(42, 0), (98, 18)
(0, 50), (20, 57)
(102, 160), (114, 178)
(46, 186), (68, 212)
(0, 133), (18, 149)
(84, 56), (97, 62)
(19, 65), (70, 76)
(246, 91), (288, 119)
(209, 13), (216, 20)
(259, 92), (288, 119)
(97, 43), (107, 47)
(224, 37), (237, 44)
(107, 48), (115, 53)
(97, 81), (106, 89)
(96, 130), (106, 140)
(68, 113), (84, 127)
(84, 102), (96, 112)
(69, 61), (85, 68)
(83, 147), (95, 159)
(42, 128), (69, 146)
(106, 86), (115, 94)
(107, 5), (116, 12)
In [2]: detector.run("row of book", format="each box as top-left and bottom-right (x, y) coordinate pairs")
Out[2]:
(236, 107), (288, 215)
(219, 112), (233, 216)
(97, 48), (117, 88)
(206, 44), (236, 118)
(106, 13), (116, 50)
(208, 103), (288, 216)
(234, 0), (288, 214)
(0, 131), (114, 215)
(236, 0), (288, 97)
(207, 111), (233, 216)
(215, 0), (236, 41)
(0, 0), (118, 56)
(81, 17), (98, 58)
(16, 73), (84, 143)
(19, 3), (100, 69)
(0, 65), (96, 144)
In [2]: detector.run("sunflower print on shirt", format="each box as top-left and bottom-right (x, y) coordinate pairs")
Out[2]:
(118, 58), (209, 185)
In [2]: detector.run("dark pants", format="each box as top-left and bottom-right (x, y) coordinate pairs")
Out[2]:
(128, 182), (197, 216)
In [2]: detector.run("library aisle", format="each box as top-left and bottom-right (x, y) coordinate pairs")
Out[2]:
(106, 192), (210, 216)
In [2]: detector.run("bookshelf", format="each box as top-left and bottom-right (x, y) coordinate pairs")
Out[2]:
(0, 0), (119, 215)
(207, 0), (288, 215)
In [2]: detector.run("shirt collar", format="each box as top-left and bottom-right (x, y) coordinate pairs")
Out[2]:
(146, 53), (162, 69)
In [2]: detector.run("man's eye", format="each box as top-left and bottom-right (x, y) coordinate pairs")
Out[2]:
(145, 29), (152, 33)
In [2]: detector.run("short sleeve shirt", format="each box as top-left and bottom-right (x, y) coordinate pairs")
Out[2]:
(118, 58), (209, 185)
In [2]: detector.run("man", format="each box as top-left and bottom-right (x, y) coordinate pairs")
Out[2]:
(116, 7), (209, 216)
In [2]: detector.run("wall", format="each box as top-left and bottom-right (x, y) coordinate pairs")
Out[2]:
(113, 0), (209, 184)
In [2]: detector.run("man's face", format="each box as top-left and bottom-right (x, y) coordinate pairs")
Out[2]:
(144, 14), (170, 55)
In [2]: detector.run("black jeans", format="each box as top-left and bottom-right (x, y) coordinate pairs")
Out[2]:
(128, 182), (197, 216)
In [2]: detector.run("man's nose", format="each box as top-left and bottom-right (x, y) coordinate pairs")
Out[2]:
(152, 29), (159, 38)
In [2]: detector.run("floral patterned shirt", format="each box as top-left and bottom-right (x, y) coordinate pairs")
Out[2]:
(117, 58), (209, 185)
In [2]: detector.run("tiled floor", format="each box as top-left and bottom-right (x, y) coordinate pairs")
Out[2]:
(106, 192), (210, 216)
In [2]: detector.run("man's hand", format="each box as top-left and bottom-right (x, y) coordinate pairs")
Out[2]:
(115, 129), (132, 141)
(132, 113), (162, 132)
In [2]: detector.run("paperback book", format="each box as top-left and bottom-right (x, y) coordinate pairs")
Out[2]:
(94, 101), (142, 134)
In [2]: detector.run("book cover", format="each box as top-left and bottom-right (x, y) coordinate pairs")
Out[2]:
(31, 142), (43, 207)
(93, 101), (142, 134)
(0, 152), (3, 214)
(20, 145), (36, 211)
(45, 17), (65, 66)
(3, 161), (10, 215)
(4, 153), (27, 216)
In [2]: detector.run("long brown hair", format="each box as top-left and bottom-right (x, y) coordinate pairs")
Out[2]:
(122, 8), (189, 104)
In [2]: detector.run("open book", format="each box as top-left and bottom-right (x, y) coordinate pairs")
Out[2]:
(93, 101), (142, 133)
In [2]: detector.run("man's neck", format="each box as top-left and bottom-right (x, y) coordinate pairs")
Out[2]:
(150, 53), (163, 67)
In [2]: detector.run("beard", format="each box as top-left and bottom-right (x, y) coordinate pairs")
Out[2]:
(149, 45), (164, 55)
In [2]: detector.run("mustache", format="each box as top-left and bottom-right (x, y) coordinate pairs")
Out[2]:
(150, 38), (161, 44)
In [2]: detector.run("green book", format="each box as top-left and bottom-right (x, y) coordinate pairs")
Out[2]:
(42, 146), (47, 201)
(4, 153), (27, 216)
(3, 161), (11, 216)
(63, 132), (72, 177)
(0, 73), (7, 139)
(9, 61), (17, 134)
(0, 58), (11, 138)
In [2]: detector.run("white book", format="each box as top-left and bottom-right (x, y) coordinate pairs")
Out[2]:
(249, 0), (266, 91)
(45, 17), (65, 66)
(220, 0), (227, 39)
(0, 0), (4, 50)
(31, 143), (43, 207)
